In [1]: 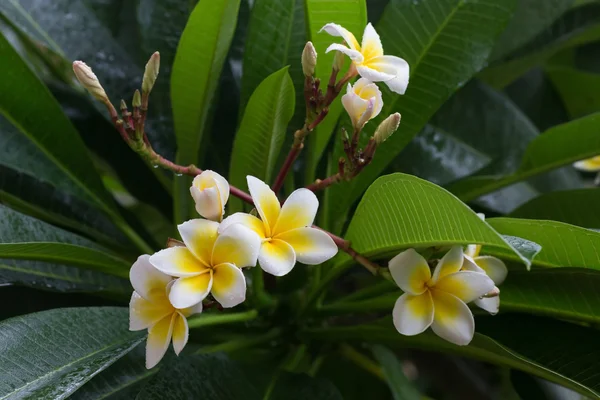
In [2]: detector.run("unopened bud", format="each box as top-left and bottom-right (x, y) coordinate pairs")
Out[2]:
(373, 113), (401, 144)
(132, 90), (142, 108)
(120, 99), (127, 111)
(301, 42), (317, 77)
(142, 51), (160, 94)
(72, 61), (108, 103)
(333, 51), (345, 72)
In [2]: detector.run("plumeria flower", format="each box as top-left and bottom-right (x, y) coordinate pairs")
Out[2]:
(574, 155), (600, 172)
(461, 215), (508, 315)
(149, 220), (260, 309)
(342, 78), (383, 130)
(220, 176), (338, 277)
(190, 170), (230, 221)
(129, 255), (202, 369)
(390, 246), (495, 346)
(321, 22), (409, 94)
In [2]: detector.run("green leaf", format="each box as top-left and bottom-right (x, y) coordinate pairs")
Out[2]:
(546, 65), (600, 118)
(137, 353), (261, 400)
(0, 307), (144, 399)
(304, 0), (367, 179)
(0, 30), (113, 213)
(487, 217), (600, 270)
(302, 316), (600, 398)
(229, 67), (295, 211)
(489, 0), (575, 61)
(0, 205), (130, 294)
(171, 0), (241, 223)
(344, 173), (526, 263)
(370, 345), (420, 400)
(480, 3), (600, 88)
(509, 188), (600, 228)
(448, 113), (600, 203)
(240, 0), (305, 111)
(326, 0), (517, 233)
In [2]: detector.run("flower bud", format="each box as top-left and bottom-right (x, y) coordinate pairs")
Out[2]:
(373, 113), (401, 145)
(341, 78), (383, 130)
(333, 50), (345, 72)
(72, 61), (108, 103)
(142, 51), (160, 94)
(301, 42), (317, 77)
(190, 170), (230, 221)
(132, 90), (142, 108)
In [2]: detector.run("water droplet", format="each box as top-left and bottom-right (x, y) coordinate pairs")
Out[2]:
(175, 173), (183, 177)
(152, 165), (159, 169)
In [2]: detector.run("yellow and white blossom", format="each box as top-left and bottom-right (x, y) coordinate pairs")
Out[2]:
(390, 246), (495, 346)
(190, 170), (230, 221)
(129, 255), (202, 369)
(574, 155), (600, 172)
(342, 78), (383, 130)
(220, 176), (338, 277)
(321, 22), (409, 94)
(149, 220), (260, 309)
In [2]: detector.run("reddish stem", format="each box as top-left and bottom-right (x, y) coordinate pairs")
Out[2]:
(271, 140), (303, 193)
(306, 173), (343, 192)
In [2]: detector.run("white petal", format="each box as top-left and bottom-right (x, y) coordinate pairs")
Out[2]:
(474, 256), (508, 285)
(431, 246), (464, 284)
(434, 271), (495, 303)
(363, 55), (410, 94)
(354, 78), (383, 119)
(177, 219), (220, 266)
(325, 43), (364, 62)
(273, 188), (319, 234)
(150, 247), (208, 278)
(180, 301), (203, 318)
(212, 223), (261, 268)
(168, 273), (213, 309)
(361, 23), (383, 59)
(190, 186), (223, 221)
(475, 296), (499, 315)
(392, 292), (434, 336)
(356, 65), (395, 83)
(146, 314), (175, 369)
(258, 239), (296, 276)
(462, 255), (485, 274)
(320, 23), (360, 50)
(129, 291), (172, 331)
(200, 170), (230, 209)
(172, 312), (189, 355)
(342, 87), (368, 127)
(275, 227), (338, 265)
(430, 290), (474, 346)
(388, 248), (431, 295)
(211, 262), (247, 308)
(574, 156), (600, 172)
(464, 244), (481, 259)
(219, 212), (266, 238)
(130, 254), (172, 301)
(247, 176), (280, 236)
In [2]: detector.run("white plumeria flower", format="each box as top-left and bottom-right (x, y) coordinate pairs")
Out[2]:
(461, 214), (508, 315)
(321, 22), (410, 94)
(574, 155), (600, 172)
(129, 255), (202, 369)
(190, 170), (230, 221)
(219, 176), (338, 277)
(390, 246), (495, 346)
(342, 78), (383, 130)
(149, 220), (260, 309)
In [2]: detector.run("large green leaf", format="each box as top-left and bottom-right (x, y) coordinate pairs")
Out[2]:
(229, 67), (295, 211)
(171, 0), (241, 223)
(303, 316), (600, 398)
(509, 188), (600, 228)
(344, 174), (525, 262)
(489, 0), (575, 61)
(480, 2), (600, 88)
(304, 0), (367, 180)
(0, 205), (130, 294)
(488, 217), (600, 270)
(326, 0), (516, 233)
(546, 65), (600, 118)
(0, 307), (143, 399)
(448, 113), (600, 203)
(136, 353), (261, 400)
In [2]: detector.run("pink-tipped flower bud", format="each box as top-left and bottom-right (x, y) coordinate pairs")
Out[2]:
(72, 61), (108, 103)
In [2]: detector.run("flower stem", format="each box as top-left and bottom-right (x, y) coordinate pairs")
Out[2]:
(339, 344), (386, 381)
(196, 328), (281, 355)
(306, 172), (343, 192)
(187, 309), (258, 329)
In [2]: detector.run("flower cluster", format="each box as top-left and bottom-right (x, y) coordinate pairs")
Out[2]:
(321, 22), (409, 131)
(129, 172), (338, 368)
(389, 222), (507, 346)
